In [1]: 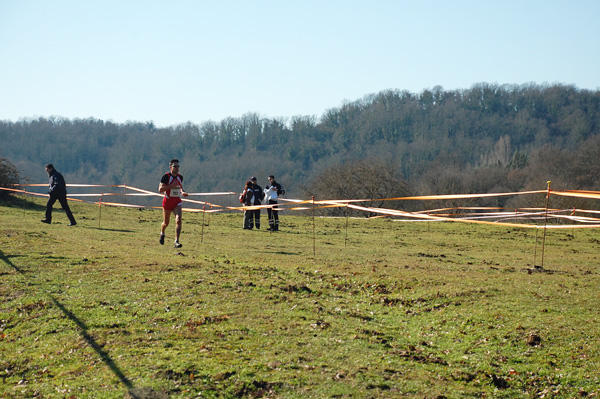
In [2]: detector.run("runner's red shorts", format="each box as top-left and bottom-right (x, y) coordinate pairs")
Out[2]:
(162, 197), (182, 211)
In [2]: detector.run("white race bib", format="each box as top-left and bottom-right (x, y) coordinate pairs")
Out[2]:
(170, 187), (181, 197)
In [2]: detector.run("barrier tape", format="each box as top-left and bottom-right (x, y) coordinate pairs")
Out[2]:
(3, 185), (600, 227)
(346, 203), (600, 229)
(551, 190), (600, 200)
(17, 183), (127, 188)
(380, 190), (548, 201)
(13, 185), (600, 201)
(98, 201), (146, 209)
(186, 192), (237, 196)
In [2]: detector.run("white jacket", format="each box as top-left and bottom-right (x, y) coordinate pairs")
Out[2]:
(264, 186), (278, 201)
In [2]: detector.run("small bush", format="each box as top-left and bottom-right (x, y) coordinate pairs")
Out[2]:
(0, 157), (20, 199)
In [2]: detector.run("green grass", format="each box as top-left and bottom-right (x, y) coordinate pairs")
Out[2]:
(1, 197), (599, 398)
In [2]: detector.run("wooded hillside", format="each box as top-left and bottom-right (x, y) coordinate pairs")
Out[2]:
(1, 83), (599, 209)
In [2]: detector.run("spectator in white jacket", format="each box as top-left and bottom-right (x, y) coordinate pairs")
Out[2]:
(264, 175), (285, 231)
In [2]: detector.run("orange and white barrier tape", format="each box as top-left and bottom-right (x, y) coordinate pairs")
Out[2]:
(4, 184), (600, 226)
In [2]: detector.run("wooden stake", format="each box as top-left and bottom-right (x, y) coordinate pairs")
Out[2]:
(22, 189), (27, 216)
(312, 196), (316, 256)
(201, 206), (206, 243)
(98, 195), (103, 228)
(345, 204), (349, 248)
(540, 181), (551, 268)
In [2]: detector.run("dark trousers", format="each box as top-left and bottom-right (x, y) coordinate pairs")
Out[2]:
(46, 194), (76, 224)
(243, 208), (261, 229)
(251, 208), (260, 229)
(243, 209), (252, 229)
(267, 200), (279, 230)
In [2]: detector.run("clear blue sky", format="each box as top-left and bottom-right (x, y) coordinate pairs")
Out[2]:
(1, 0), (599, 128)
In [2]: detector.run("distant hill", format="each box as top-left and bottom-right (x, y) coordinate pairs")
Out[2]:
(2, 83), (599, 206)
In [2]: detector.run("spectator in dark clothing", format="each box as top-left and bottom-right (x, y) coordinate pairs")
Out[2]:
(41, 164), (77, 226)
(242, 180), (255, 229)
(249, 177), (264, 229)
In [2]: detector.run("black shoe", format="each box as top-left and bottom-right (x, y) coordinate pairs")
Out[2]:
(68, 222), (77, 226)
(159, 234), (165, 245)
(41, 219), (51, 224)
(174, 241), (182, 248)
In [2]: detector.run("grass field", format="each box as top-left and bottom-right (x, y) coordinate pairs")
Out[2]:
(1, 197), (599, 398)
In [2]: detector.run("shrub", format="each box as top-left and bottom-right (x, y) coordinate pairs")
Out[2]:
(0, 157), (20, 199)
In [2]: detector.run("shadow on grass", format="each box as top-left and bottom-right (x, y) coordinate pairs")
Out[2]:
(0, 251), (26, 273)
(85, 227), (137, 233)
(263, 250), (303, 255)
(0, 249), (134, 390)
(48, 296), (134, 389)
(0, 195), (46, 211)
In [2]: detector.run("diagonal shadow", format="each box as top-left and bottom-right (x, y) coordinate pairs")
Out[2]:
(0, 251), (26, 274)
(48, 295), (134, 388)
(0, 249), (134, 390)
(85, 227), (136, 233)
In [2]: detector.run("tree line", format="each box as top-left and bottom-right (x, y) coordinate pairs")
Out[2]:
(1, 83), (599, 213)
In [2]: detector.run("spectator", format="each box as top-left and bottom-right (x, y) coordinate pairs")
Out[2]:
(264, 175), (285, 231)
(241, 180), (255, 229)
(41, 164), (77, 226)
(248, 176), (264, 229)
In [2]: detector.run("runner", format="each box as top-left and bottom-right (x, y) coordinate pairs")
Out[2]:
(158, 159), (188, 248)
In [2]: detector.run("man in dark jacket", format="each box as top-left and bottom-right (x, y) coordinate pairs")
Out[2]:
(41, 164), (77, 226)
(242, 180), (255, 229)
(248, 176), (264, 229)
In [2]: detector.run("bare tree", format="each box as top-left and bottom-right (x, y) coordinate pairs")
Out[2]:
(303, 158), (411, 217)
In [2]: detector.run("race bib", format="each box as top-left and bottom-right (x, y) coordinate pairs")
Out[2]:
(170, 187), (181, 197)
